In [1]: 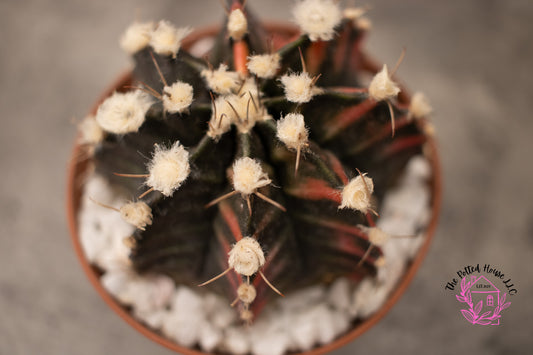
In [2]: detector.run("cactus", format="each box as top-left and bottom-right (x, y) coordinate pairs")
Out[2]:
(78, 0), (434, 328)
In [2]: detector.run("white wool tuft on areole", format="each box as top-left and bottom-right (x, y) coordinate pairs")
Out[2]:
(368, 64), (400, 102)
(367, 227), (390, 247)
(276, 113), (308, 150)
(293, 0), (342, 42)
(119, 201), (153, 230)
(247, 53), (281, 79)
(228, 237), (265, 276)
(201, 64), (242, 95)
(232, 157), (271, 195)
(146, 142), (190, 197)
(120, 22), (154, 54)
(409, 92), (433, 119)
(79, 115), (105, 145)
(228, 9), (248, 40)
(162, 81), (194, 114)
(208, 79), (271, 135)
(237, 283), (257, 304)
(96, 90), (153, 134)
(150, 20), (192, 57)
(280, 72), (322, 103)
(207, 96), (234, 138)
(339, 174), (374, 212)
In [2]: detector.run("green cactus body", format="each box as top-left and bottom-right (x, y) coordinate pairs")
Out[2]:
(81, 0), (432, 323)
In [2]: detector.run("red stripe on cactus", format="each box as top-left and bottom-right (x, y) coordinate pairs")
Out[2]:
(348, 31), (366, 72)
(366, 212), (376, 227)
(219, 199), (244, 242)
(328, 87), (368, 94)
(285, 178), (342, 203)
(333, 25), (351, 73)
(381, 135), (426, 158)
(333, 231), (372, 259)
(325, 98), (377, 139)
(251, 240), (285, 314)
(306, 40), (328, 76)
(212, 228), (241, 296)
(306, 217), (368, 240)
(233, 40), (249, 75)
(324, 151), (349, 184)
(348, 115), (410, 155)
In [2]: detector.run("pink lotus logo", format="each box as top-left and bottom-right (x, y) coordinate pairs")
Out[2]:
(456, 275), (511, 325)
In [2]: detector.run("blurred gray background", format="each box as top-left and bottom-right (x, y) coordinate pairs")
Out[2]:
(1, 0), (532, 354)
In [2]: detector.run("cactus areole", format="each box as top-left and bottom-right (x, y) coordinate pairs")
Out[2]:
(68, 1), (441, 354)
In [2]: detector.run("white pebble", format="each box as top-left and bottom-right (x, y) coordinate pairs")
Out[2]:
(162, 312), (203, 348)
(199, 320), (223, 352)
(330, 309), (351, 335)
(211, 303), (237, 329)
(134, 308), (170, 329)
(350, 277), (389, 318)
(251, 329), (290, 355)
(221, 327), (250, 355)
(172, 286), (204, 314)
(279, 284), (325, 311)
(327, 278), (351, 311)
(311, 305), (337, 345)
(289, 311), (318, 351)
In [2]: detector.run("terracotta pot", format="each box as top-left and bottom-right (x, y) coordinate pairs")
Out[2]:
(67, 23), (442, 355)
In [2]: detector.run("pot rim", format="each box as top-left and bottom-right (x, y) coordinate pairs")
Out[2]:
(67, 23), (442, 355)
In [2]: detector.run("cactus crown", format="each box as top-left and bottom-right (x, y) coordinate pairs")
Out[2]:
(80, 0), (432, 323)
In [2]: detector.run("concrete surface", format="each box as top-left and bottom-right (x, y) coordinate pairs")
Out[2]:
(0, 0), (532, 354)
